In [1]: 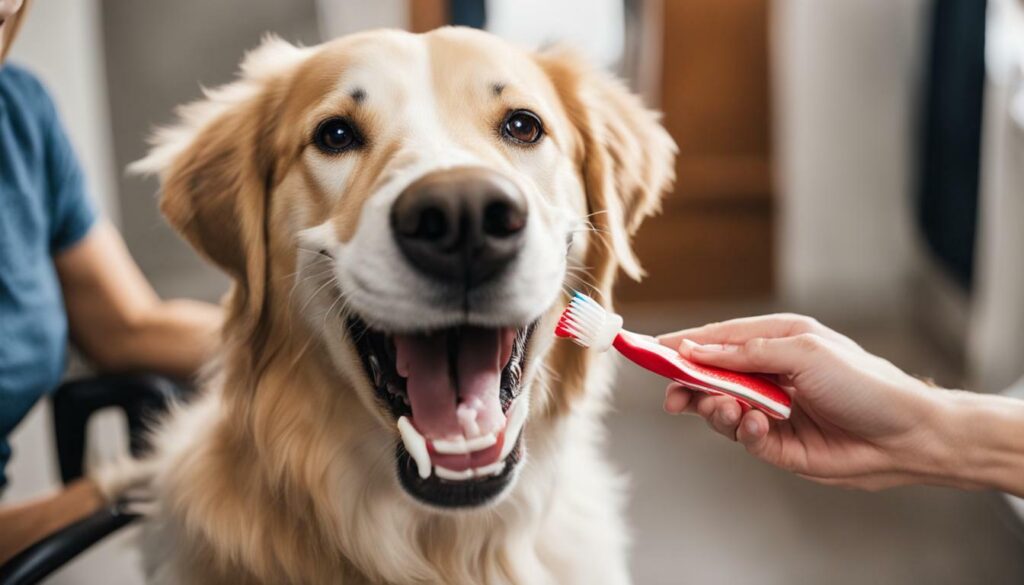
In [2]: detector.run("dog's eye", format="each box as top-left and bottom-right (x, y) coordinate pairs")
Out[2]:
(501, 110), (544, 145)
(314, 118), (361, 153)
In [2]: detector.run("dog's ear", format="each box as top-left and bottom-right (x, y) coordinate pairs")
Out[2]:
(132, 37), (309, 320)
(536, 48), (676, 281)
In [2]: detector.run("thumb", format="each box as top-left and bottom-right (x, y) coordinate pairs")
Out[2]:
(687, 334), (830, 376)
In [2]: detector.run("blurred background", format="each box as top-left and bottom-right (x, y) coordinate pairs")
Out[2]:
(6, 0), (1024, 583)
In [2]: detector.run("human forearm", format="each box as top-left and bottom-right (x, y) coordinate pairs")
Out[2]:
(927, 391), (1024, 497)
(0, 479), (105, 564)
(58, 221), (223, 379)
(98, 298), (222, 378)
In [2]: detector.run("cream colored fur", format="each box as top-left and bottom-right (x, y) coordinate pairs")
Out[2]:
(124, 28), (675, 585)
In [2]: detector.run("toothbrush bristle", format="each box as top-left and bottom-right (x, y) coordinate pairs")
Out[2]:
(555, 292), (607, 348)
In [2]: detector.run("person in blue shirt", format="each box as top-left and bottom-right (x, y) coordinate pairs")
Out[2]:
(0, 0), (221, 562)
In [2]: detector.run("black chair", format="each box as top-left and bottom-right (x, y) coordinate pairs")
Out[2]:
(0, 374), (184, 585)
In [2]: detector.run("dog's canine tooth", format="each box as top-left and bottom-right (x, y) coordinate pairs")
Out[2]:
(474, 460), (505, 477)
(499, 396), (528, 461)
(432, 432), (498, 455)
(368, 355), (383, 386)
(397, 416), (431, 479)
(435, 465), (474, 481)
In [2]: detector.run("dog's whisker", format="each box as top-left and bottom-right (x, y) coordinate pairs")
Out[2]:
(297, 275), (342, 318)
(570, 221), (612, 235)
(296, 246), (336, 259)
(562, 271), (602, 301)
(280, 263), (333, 283)
(320, 284), (348, 332)
(284, 267), (336, 315)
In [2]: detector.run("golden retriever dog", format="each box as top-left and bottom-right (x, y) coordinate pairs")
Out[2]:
(131, 27), (674, 585)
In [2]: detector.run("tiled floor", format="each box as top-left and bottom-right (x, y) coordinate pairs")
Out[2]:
(608, 304), (1024, 584)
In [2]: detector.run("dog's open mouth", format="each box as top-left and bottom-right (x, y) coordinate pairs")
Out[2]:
(348, 318), (534, 507)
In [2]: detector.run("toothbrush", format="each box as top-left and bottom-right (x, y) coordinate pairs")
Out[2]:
(555, 292), (792, 420)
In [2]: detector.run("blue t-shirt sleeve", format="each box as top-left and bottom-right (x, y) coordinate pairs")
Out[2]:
(39, 84), (96, 253)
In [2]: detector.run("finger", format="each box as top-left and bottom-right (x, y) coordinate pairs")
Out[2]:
(673, 338), (700, 360)
(663, 383), (695, 415)
(762, 373), (796, 388)
(709, 399), (743, 440)
(736, 410), (770, 447)
(687, 334), (832, 375)
(693, 392), (721, 419)
(658, 313), (850, 349)
(695, 395), (742, 440)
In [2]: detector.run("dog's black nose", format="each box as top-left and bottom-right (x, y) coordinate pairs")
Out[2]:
(391, 168), (528, 286)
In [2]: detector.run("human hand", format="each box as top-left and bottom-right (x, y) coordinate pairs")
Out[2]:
(658, 314), (952, 491)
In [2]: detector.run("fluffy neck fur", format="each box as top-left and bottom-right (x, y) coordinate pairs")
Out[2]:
(150, 275), (618, 585)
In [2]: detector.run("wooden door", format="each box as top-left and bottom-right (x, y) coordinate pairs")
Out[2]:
(618, 0), (774, 303)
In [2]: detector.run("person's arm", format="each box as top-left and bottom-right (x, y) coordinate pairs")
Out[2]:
(0, 480), (104, 564)
(658, 314), (1024, 497)
(933, 392), (1024, 496)
(55, 220), (222, 378)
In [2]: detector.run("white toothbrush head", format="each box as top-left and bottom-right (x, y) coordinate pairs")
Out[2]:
(554, 291), (623, 353)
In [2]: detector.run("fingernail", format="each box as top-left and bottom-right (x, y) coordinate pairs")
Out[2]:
(743, 419), (760, 435)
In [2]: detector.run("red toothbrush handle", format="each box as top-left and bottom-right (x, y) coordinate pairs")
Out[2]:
(613, 331), (792, 420)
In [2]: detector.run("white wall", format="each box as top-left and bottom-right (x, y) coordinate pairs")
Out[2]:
(7, 0), (117, 220)
(317, 0), (407, 39)
(772, 0), (929, 318)
(486, 0), (624, 70)
(316, 0), (625, 70)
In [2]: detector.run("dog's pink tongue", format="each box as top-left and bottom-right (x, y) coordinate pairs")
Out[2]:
(395, 332), (459, 438)
(395, 328), (512, 441)
(455, 327), (510, 439)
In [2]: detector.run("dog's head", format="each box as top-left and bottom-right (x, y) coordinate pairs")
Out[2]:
(136, 28), (673, 510)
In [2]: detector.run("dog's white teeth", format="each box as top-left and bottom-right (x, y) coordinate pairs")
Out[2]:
(431, 432), (498, 455)
(465, 433), (498, 452)
(434, 461), (506, 482)
(435, 465), (475, 481)
(397, 416), (431, 479)
(499, 397), (528, 461)
(475, 460), (506, 477)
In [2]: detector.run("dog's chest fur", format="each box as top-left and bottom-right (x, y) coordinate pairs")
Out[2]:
(140, 356), (630, 585)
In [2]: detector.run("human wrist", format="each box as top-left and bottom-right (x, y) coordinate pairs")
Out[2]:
(878, 385), (959, 485)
